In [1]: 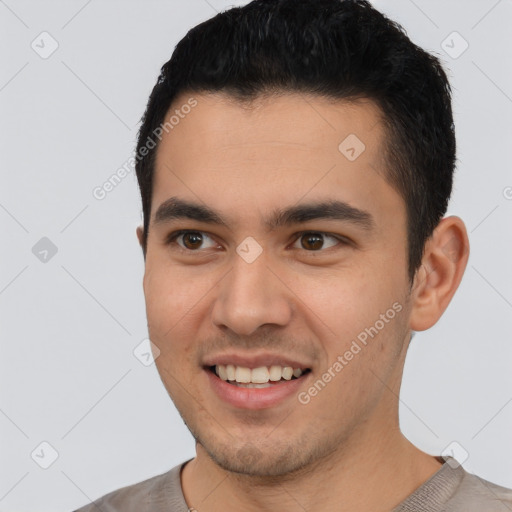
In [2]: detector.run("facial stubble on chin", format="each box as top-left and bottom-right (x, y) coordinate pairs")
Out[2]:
(178, 405), (351, 481)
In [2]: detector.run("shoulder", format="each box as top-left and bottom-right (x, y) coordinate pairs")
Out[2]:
(72, 462), (187, 512)
(447, 470), (512, 511)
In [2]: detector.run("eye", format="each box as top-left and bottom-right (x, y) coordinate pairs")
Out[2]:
(166, 230), (218, 252)
(291, 231), (347, 251)
(165, 229), (349, 254)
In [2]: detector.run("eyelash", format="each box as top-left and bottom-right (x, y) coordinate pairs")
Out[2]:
(164, 229), (350, 254)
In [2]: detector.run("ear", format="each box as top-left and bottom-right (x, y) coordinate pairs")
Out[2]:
(409, 216), (470, 331)
(136, 225), (144, 247)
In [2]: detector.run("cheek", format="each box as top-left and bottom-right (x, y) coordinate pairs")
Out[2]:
(144, 262), (209, 334)
(296, 267), (388, 339)
(145, 268), (203, 393)
(143, 263), (223, 384)
(298, 267), (407, 373)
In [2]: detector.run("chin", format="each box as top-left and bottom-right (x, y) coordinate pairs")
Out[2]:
(203, 440), (315, 478)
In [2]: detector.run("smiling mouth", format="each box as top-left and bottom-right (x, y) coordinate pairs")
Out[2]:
(206, 365), (312, 388)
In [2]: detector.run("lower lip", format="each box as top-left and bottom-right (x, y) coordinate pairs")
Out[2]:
(204, 368), (311, 410)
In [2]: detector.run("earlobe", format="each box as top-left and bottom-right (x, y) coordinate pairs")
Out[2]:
(136, 225), (144, 247)
(409, 216), (470, 331)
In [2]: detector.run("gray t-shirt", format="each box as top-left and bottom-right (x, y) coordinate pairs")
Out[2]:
(73, 456), (512, 511)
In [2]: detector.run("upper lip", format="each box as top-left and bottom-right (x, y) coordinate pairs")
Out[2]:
(203, 352), (312, 370)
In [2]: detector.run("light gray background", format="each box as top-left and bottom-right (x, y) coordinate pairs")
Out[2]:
(1, 0), (511, 510)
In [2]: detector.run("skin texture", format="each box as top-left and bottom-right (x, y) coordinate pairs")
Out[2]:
(136, 91), (470, 511)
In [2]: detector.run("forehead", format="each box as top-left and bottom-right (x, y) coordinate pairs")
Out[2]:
(151, 91), (404, 231)
(157, 91), (385, 162)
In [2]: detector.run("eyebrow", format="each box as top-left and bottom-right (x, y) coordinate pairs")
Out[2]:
(153, 196), (375, 232)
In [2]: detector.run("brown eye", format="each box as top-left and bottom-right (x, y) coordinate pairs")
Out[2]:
(300, 232), (325, 250)
(294, 231), (350, 252)
(181, 231), (204, 250)
(166, 230), (217, 252)
(294, 231), (344, 251)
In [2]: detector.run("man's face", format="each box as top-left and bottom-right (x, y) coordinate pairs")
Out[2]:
(141, 92), (414, 476)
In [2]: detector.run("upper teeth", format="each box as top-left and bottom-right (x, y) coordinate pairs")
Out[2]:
(215, 365), (305, 383)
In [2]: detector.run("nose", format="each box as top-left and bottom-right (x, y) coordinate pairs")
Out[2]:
(211, 249), (293, 336)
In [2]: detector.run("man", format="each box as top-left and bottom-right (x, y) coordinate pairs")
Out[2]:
(74, 0), (512, 510)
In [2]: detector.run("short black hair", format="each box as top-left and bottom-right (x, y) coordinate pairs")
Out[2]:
(135, 0), (456, 283)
